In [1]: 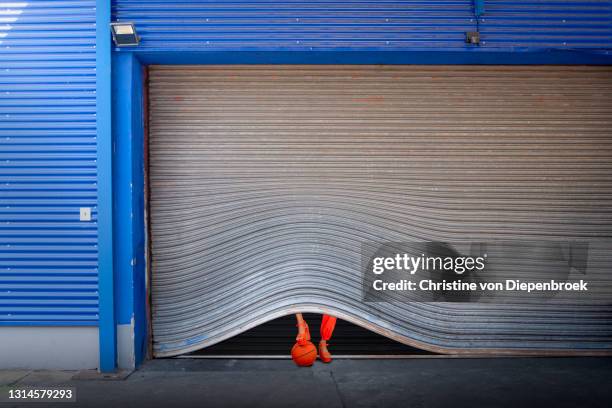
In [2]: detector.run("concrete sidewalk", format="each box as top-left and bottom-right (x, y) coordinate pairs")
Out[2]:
(1, 357), (612, 408)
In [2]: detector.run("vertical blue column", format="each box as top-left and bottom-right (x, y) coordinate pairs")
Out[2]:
(96, 0), (116, 372)
(113, 52), (148, 367)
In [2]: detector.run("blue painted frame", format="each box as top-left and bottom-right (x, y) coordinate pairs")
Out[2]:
(112, 52), (148, 368)
(109, 30), (612, 370)
(133, 50), (612, 65)
(96, 0), (116, 372)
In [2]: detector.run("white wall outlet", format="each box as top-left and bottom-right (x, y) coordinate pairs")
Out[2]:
(79, 207), (91, 221)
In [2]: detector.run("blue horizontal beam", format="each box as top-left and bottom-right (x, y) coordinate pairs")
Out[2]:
(133, 50), (612, 66)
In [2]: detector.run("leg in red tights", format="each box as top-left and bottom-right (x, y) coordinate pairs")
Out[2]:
(319, 314), (336, 363)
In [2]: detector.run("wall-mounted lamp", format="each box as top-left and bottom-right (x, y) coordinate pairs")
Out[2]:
(110, 22), (139, 47)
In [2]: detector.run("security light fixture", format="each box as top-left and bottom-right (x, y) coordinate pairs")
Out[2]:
(110, 22), (139, 47)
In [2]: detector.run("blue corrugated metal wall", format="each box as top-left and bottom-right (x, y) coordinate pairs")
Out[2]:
(0, 1), (99, 325)
(112, 0), (612, 51)
(481, 1), (612, 49)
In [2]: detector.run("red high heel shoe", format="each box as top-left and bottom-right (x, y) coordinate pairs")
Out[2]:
(296, 321), (311, 345)
(319, 340), (332, 363)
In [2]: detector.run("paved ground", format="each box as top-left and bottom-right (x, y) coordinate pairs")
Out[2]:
(1, 357), (612, 408)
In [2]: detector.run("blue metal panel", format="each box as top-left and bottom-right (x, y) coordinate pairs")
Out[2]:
(112, 0), (476, 51)
(97, 0), (117, 372)
(112, 0), (612, 53)
(113, 54), (135, 328)
(0, 1), (99, 325)
(133, 49), (612, 65)
(112, 52), (147, 366)
(480, 1), (612, 49)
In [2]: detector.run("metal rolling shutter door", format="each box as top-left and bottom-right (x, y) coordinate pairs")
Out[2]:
(148, 66), (612, 357)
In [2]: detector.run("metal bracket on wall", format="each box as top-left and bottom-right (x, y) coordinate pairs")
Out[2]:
(465, 31), (480, 45)
(466, 0), (485, 45)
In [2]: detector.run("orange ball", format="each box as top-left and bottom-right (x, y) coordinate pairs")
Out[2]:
(291, 341), (317, 367)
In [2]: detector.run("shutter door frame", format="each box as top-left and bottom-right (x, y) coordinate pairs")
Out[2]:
(147, 65), (612, 357)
